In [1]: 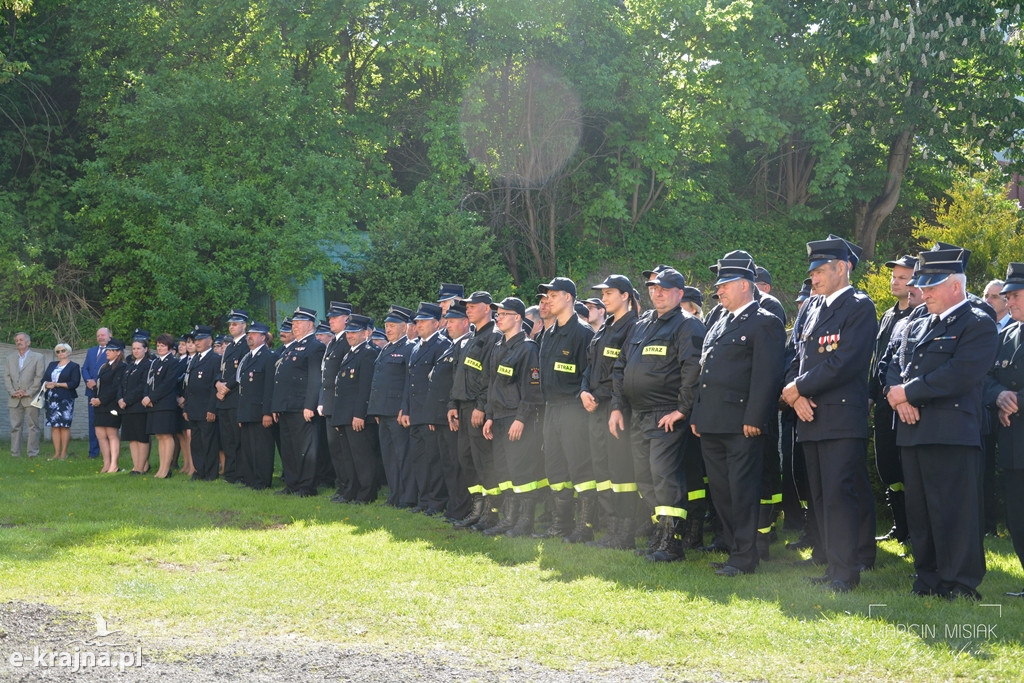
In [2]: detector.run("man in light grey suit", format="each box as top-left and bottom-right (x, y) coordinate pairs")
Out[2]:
(4, 332), (45, 457)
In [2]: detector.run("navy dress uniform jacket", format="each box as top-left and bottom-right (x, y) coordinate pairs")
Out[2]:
(145, 354), (180, 412)
(214, 336), (247, 410)
(319, 334), (351, 416)
(691, 303), (787, 433)
(367, 338), (411, 417)
(425, 333), (468, 424)
(886, 300), (998, 449)
(270, 334), (326, 414)
(236, 346), (275, 423)
(984, 321), (1024, 469)
(401, 333), (451, 425)
(786, 288), (878, 442)
(184, 351), (220, 418)
(330, 342), (376, 425)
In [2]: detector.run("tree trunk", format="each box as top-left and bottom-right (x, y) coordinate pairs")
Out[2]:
(853, 129), (913, 260)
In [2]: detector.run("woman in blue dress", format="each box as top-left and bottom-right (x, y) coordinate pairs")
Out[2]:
(43, 343), (81, 460)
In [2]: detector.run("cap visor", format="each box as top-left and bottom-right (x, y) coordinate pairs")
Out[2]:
(915, 273), (952, 288)
(1000, 283), (1024, 295)
(807, 258), (833, 272)
(713, 274), (744, 286)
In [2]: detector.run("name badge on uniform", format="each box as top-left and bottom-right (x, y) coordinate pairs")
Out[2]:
(554, 362), (576, 373)
(464, 357), (483, 371)
(642, 345), (667, 356)
(497, 365), (514, 377)
(603, 347), (620, 359)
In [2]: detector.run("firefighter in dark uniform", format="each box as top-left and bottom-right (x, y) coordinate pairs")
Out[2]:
(399, 302), (452, 515)
(871, 256), (918, 543)
(983, 262), (1024, 597)
(448, 292), (501, 530)
(690, 255), (786, 577)
(482, 297), (545, 537)
(886, 245), (998, 600)
(782, 236), (877, 593)
(236, 322), (276, 489)
(534, 277), (596, 541)
(580, 274), (640, 550)
(183, 326), (221, 481)
(610, 268), (706, 562)
(329, 314), (381, 503)
(368, 305), (414, 507)
(319, 302), (353, 502)
(270, 307), (326, 497)
(213, 309), (249, 484)
(429, 301), (473, 521)
(437, 284), (464, 339)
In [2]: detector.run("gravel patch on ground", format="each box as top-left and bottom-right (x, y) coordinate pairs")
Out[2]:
(0, 601), (696, 682)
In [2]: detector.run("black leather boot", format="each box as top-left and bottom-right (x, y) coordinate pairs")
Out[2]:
(454, 495), (486, 529)
(469, 497), (500, 531)
(646, 515), (686, 562)
(482, 493), (518, 536)
(563, 493), (597, 543)
(505, 495), (536, 537)
(635, 515), (663, 557)
(532, 490), (575, 538)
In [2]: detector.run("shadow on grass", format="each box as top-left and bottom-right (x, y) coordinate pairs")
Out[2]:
(2, 446), (1021, 658)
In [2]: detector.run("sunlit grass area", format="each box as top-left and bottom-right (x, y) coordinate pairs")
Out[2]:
(1, 445), (1022, 681)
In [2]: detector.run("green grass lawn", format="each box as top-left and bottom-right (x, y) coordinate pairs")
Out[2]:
(1, 443), (1022, 681)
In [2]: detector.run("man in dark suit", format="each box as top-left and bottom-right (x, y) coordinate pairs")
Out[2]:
(329, 314), (381, 503)
(213, 309), (249, 484)
(886, 245), (998, 600)
(984, 262), (1024, 596)
(271, 307), (326, 497)
(368, 305), (414, 507)
(691, 254), (786, 577)
(399, 302), (452, 515)
(318, 302), (352, 501)
(81, 327), (111, 458)
(184, 325), (222, 481)
(782, 236), (878, 593)
(237, 322), (276, 489)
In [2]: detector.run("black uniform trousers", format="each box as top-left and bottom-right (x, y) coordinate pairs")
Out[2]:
(326, 414), (357, 500)
(241, 421), (275, 489)
(455, 403), (488, 494)
(779, 408), (806, 530)
(589, 404), (636, 519)
(189, 419), (221, 481)
(408, 424), (446, 511)
(316, 420), (337, 489)
(218, 406), (242, 483)
(802, 438), (875, 585)
(491, 415), (543, 491)
(1006, 469), (1024, 577)
(543, 401), (592, 492)
(630, 409), (688, 519)
(758, 413), (781, 535)
(377, 416), (409, 506)
(702, 432), (763, 573)
(902, 444), (986, 596)
(337, 422), (381, 502)
(278, 412), (320, 495)
(438, 424), (470, 518)
(873, 402), (903, 488)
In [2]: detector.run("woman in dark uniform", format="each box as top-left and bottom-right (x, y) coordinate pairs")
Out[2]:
(144, 333), (182, 479)
(176, 332), (196, 476)
(91, 339), (126, 473)
(119, 338), (153, 474)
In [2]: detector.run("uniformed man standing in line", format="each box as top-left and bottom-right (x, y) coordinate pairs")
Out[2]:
(368, 306), (414, 507)
(449, 292), (501, 530)
(871, 256), (918, 543)
(399, 302), (452, 515)
(533, 277), (596, 542)
(782, 236), (877, 592)
(580, 275), (640, 550)
(886, 245), (997, 599)
(482, 297), (545, 537)
(236, 322), (276, 490)
(214, 309), (249, 484)
(610, 268), (706, 561)
(184, 325), (221, 481)
(983, 263), (1024, 597)
(429, 301), (473, 522)
(329, 314), (381, 503)
(319, 302), (353, 502)
(437, 284), (464, 338)
(690, 255), (786, 577)
(271, 307), (326, 497)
